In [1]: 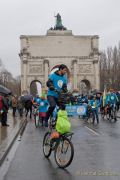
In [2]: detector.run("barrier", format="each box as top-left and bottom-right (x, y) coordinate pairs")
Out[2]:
(66, 104), (87, 116)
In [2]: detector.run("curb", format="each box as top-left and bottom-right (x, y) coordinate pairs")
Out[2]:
(0, 118), (27, 166)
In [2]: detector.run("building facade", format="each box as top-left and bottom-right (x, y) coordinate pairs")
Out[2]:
(19, 30), (100, 94)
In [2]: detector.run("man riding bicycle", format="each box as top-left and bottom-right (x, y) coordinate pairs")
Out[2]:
(105, 89), (119, 120)
(105, 89), (118, 106)
(45, 64), (68, 127)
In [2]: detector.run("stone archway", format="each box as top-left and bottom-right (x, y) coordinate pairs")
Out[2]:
(80, 79), (91, 95)
(30, 80), (42, 96)
(20, 30), (100, 94)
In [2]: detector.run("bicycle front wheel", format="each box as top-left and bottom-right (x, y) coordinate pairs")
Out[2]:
(43, 132), (52, 158)
(34, 112), (40, 128)
(54, 136), (74, 168)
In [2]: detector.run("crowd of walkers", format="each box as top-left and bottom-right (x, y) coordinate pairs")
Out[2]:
(0, 93), (31, 126)
(0, 88), (120, 127)
(0, 92), (48, 127)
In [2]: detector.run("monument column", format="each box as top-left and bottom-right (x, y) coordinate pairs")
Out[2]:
(22, 56), (28, 91)
(73, 60), (77, 89)
(93, 56), (100, 90)
(44, 60), (49, 86)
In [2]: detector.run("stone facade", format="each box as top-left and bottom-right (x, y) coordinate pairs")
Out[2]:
(19, 30), (100, 94)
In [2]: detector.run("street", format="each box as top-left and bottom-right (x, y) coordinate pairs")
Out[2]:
(1, 114), (120, 180)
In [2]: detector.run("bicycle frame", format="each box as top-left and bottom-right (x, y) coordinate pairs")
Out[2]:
(102, 103), (117, 122)
(43, 91), (74, 168)
(43, 105), (74, 168)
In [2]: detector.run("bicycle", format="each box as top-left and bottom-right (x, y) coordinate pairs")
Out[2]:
(101, 103), (117, 122)
(78, 104), (93, 123)
(100, 105), (109, 120)
(42, 91), (74, 168)
(108, 103), (117, 122)
(86, 105), (94, 123)
(33, 104), (40, 127)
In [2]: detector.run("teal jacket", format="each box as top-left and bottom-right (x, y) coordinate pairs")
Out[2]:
(88, 99), (100, 111)
(105, 93), (118, 105)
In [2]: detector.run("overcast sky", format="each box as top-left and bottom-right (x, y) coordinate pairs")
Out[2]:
(0, 0), (120, 77)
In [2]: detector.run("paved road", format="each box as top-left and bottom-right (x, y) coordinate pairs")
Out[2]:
(1, 115), (120, 180)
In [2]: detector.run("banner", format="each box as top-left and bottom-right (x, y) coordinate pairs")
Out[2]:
(66, 105), (87, 116)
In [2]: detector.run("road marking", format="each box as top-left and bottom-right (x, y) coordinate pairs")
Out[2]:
(85, 126), (100, 136)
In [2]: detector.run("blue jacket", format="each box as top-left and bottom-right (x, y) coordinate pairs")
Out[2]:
(38, 99), (49, 113)
(47, 72), (67, 98)
(88, 99), (100, 111)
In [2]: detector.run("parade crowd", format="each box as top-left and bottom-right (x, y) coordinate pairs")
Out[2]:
(0, 64), (120, 128)
(0, 86), (120, 128)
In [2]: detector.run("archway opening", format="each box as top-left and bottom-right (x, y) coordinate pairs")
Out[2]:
(30, 80), (42, 97)
(80, 79), (91, 95)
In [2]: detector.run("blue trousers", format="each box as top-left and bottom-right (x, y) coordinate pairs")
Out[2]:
(92, 109), (99, 123)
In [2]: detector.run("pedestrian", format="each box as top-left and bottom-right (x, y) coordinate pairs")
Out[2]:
(24, 99), (33, 119)
(1, 94), (9, 126)
(11, 95), (18, 117)
(39, 96), (49, 126)
(115, 91), (120, 111)
(17, 96), (24, 117)
(88, 96), (100, 124)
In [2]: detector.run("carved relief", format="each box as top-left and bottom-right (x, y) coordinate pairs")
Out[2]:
(78, 64), (92, 74)
(29, 64), (42, 74)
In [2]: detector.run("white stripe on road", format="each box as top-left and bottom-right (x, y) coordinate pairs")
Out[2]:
(85, 126), (100, 136)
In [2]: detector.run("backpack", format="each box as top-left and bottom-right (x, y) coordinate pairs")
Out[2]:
(25, 100), (32, 109)
(0, 95), (3, 110)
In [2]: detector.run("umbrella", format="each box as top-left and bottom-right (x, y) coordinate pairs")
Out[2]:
(0, 84), (12, 95)
(22, 94), (33, 102)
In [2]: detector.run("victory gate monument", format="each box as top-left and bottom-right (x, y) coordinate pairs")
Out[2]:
(19, 14), (100, 94)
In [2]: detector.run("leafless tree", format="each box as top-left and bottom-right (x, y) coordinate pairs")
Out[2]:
(100, 42), (120, 91)
(0, 59), (21, 96)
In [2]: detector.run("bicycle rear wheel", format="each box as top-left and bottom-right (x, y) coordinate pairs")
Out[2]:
(87, 112), (93, 123)
(43, 132), (52, 158)
(34, 111), (40, 128)
(54, 136), (74, 168)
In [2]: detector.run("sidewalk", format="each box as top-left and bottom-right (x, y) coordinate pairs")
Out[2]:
(0, 110), (27, 166)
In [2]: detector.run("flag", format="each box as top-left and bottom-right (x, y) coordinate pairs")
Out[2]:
(103, 86), (107, 107)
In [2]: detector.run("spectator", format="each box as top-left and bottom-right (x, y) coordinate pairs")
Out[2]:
(24, 99), (33, 119)
(17, 96), (24, 117)
(1, 94), (9, 126)
(11, 95), (18, 117)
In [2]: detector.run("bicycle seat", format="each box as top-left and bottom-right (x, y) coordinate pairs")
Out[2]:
(61, 132), (74, 137)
